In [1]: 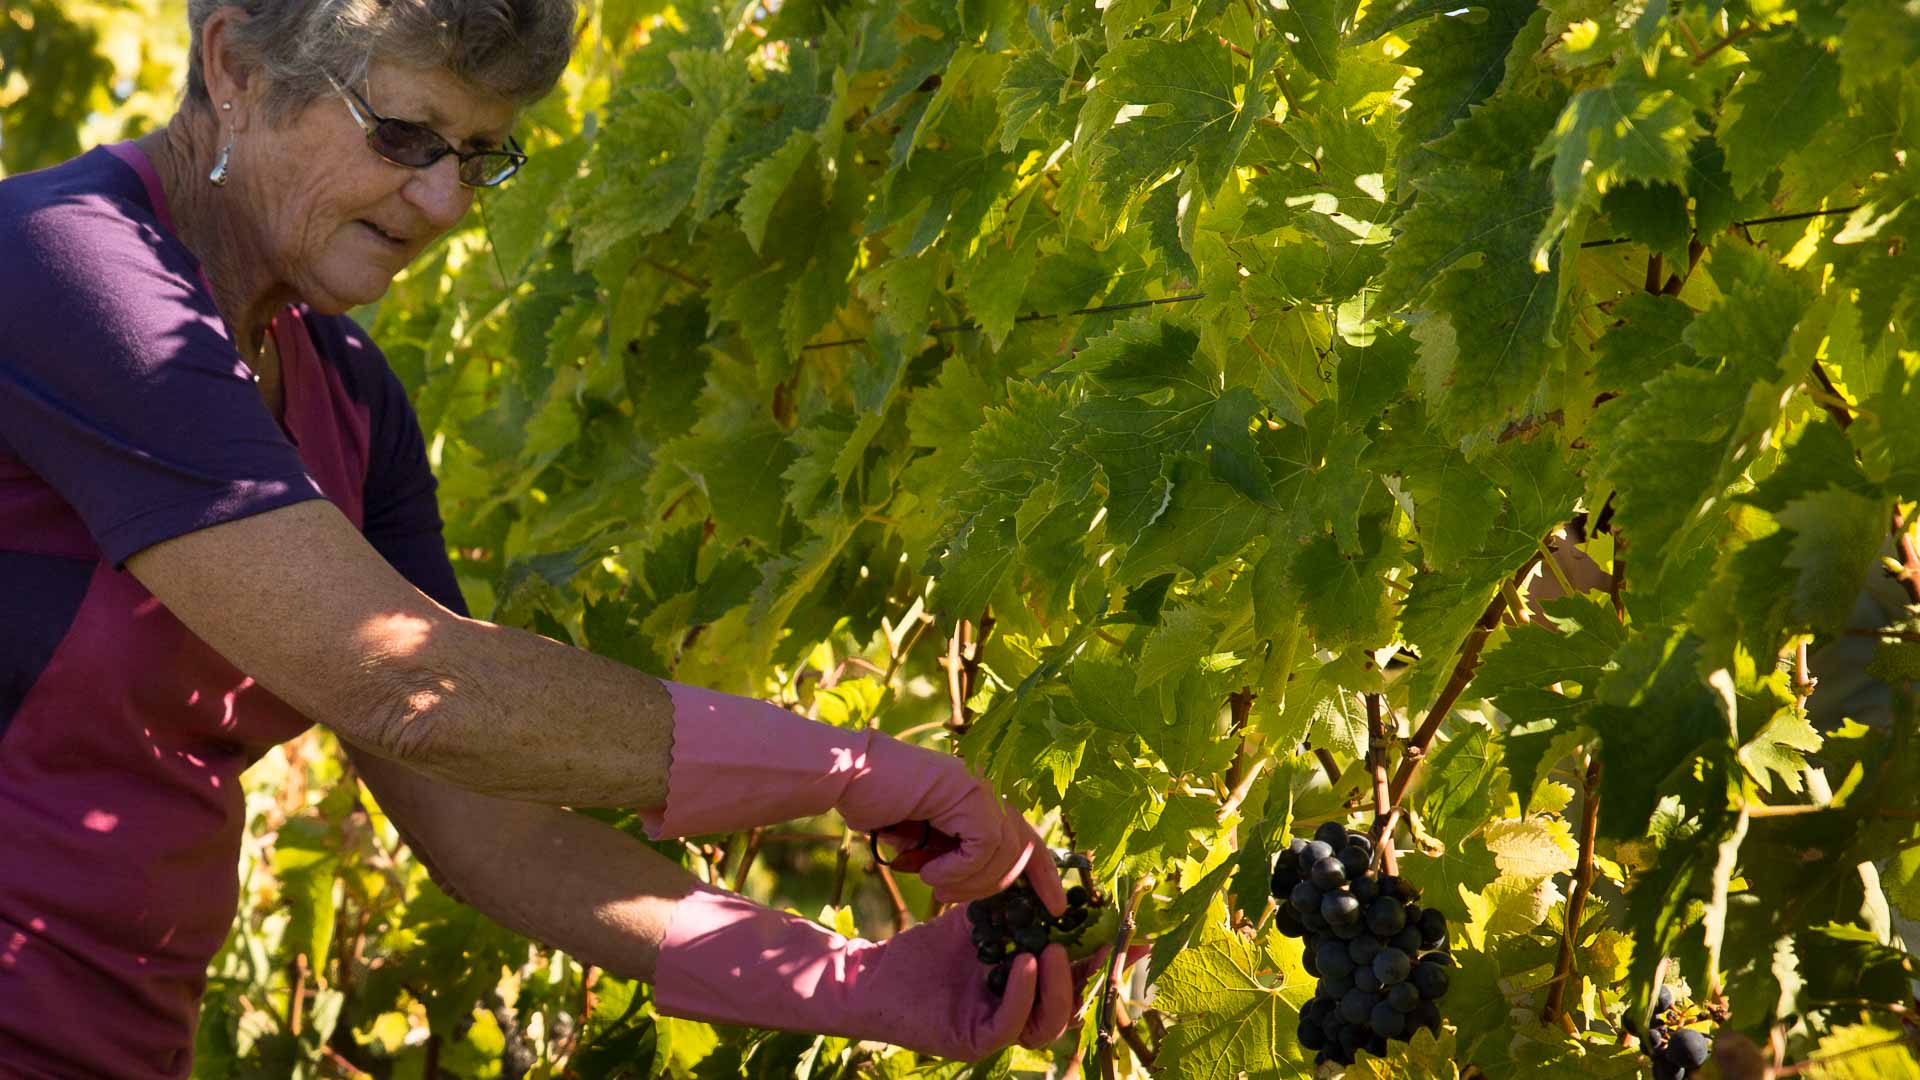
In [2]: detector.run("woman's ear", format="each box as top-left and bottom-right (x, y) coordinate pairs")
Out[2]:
(197, 5), (262, 130)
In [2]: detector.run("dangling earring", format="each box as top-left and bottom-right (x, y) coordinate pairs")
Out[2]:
(209, 102), (235, 187)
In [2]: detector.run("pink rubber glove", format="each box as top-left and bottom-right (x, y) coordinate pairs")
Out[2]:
(640, 680), (1065, 909)
(653, 883), (1088, 1058)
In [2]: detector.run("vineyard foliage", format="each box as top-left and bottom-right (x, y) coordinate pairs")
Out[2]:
(10, 0), (1920, 1076)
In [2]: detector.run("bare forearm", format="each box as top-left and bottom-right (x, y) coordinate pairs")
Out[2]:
(426, 797), (701, 981)
(128, 501), (679, 808)
(367, 617), (678, 807)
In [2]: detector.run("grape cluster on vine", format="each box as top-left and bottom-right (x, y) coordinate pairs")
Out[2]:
(1272, 822), (1452, 1067)
(1643, 986), (1713, 1079)
(967, 882), (1104, 995)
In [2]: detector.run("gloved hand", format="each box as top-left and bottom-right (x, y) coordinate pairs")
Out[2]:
(640, 680), (1065, 910)
(653, 883), (1098, 1058)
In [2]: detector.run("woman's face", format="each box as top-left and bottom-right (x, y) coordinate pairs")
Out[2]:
(241, 60), (517, 314)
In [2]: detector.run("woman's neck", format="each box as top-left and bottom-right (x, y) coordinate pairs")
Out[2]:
(137, 108), (295, 364)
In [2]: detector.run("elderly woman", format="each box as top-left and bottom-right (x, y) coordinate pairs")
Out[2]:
(0, 2), (1093, 1075)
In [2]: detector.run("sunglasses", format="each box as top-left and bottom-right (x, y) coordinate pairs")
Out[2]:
(326, 72), (526, 188)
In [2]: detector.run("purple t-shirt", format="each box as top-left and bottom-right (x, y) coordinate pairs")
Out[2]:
(0, 143), (468, 1077)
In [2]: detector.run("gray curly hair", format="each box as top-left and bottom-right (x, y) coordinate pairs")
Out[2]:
(185, 0), (578, 123)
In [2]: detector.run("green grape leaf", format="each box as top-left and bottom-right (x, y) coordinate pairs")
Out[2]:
(1263, 0), (1359, 82)
(1720, 33), (1844, 197)
(1153, 917), (1316, 1080)
(1089, 35), (1275, 209)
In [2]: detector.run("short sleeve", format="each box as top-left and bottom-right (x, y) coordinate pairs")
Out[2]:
(355, 345), (470, 618)
(0, 181), (323, 568)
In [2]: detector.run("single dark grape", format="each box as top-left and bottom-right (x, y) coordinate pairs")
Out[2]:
(1300, 840), (1334, 872)
(1310, 856), (1348, 891)
(1348, 936), (1383, 966)
(1392, 924), (1423, 954)
(1337, 845), (1371, 880)
(1366, 896), (1406, 936)
(1668, 1029), (1710, 1069)
(1315, 821), (1350, 847)
(1014, 926), (1049, 953)
(987, 959), (1011, 995)
(1423, 948), (1456, 967)
(967, 899), (995, 926)
(1273, 904), (1306, 939)
(1373, 948), (1412, 986)
(1317, 941), (1356, 979)
(1647, 1027), (1670, 1054)
(1339, 988), (1374, 1026)
(1298, 1016), (1327, 1051)
(1354, 966), (1383, 993)
(977, 943), (1004, 964)
(1371, 1001), (1407, 1038)
(1271, 863), (1299, 901)
(1377, 873), (1405, 900)
(1065, 885), (1090, 908)
(1412, 960), (1450, 999)
(1320, 970), (1353, 997)
(971, 925), (997, 949)
(1655, 984), (1674, 1014)
(1290, 880), (1322, 915)
(1419, 907), (1448, 948)
(1349, 874), (1380, 903)
(1056, 907), (1089, 932)
(1322, 892), (1362, 926)
(1302, 943), (1320, 977)
(1387, 981), (1420, 1012)
(1411, 1000), (1441, 1034)
(1346, 831), (1372, 855)
(1002, 894), (1036, 930)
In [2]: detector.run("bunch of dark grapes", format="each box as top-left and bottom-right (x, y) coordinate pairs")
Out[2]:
(1271, 822), (1453, 1067)
(1642, 986), (1712, 1079)
(967, 882), (1107, 995)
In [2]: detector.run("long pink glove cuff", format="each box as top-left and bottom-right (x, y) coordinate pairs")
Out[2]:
(641, 681), (1060, 905)
(638, 681), (870, 838)
(653, 884), (1065, 1059)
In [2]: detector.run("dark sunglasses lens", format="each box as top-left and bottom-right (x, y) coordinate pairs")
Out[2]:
(369, 120), (447, 167)
(460, 153), (520, 187)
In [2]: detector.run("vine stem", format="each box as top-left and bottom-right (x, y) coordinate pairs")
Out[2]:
(1695, 21), (1768, 66)
(729, 827), (764, 893)
(1892, 509), (1920, 605)
(1794, 640), (1816, 709)
(1809, 359), (1855, 429)
(1365, 692), (1398, 876)
(1221, 688), (1258, 812)
(944, 610), (995, 735)
(875, 862), (912, 933)
(1543, 754), (1601, 1025)
(1388, 553), (1544, 805)
(1098, 876), (1154, 1080)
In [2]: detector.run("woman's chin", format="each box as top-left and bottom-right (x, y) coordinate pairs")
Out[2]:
(304, 271), (396, 315)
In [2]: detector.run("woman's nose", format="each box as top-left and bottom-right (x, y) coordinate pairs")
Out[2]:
(404, 156), (473, 232)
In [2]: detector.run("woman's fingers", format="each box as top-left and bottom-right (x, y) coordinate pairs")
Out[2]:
(1016, 819), (1068, 916)
(1018, 944), (1074, 1048)
(919, 792), (1065, 912)
(925, 807), (1028, 901)
(983, 950), (1041, 1052)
